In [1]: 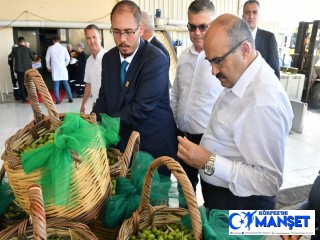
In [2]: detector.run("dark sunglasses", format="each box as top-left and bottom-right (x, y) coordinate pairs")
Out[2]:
(205, 38), (250, 67)
(187, 23), (209, 32)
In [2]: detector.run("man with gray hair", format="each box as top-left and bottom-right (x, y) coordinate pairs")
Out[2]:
(170, 0), (223, 191)
(141, 10), (170, 62)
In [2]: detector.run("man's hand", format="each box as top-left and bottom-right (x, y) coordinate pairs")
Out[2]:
(177, 136), (211, 169)
(80, 105), (85, 114)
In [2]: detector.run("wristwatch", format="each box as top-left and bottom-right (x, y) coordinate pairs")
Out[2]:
(204, 154), (216, 176)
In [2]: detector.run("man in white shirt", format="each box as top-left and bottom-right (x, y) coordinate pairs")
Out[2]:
(45, 35), (73, 104)
(80, 24), (106, 113)
(170, 0), (223, 191)
(177, 14), (293, 210)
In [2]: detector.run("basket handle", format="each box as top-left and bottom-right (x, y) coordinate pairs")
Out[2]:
(119, 131), (140, 176)
(0, 164), (5, 183)
(138, 156), (202, 240)
(29, 184), (47, 240)
(24, 69), (61, 129)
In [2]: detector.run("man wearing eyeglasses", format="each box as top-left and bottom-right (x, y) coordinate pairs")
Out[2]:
(177, 14), (293, 210)
(92, 1), (177, 177)
(170, 0), (223, 192)
(242, 0), (280, 79)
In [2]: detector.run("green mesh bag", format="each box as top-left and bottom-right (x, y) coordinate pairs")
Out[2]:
(21, 113), (120, 207)
(102, 151), (186, 228)
(0, 177), (13, 214)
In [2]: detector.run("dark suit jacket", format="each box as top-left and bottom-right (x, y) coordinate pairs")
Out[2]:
(150, 36), (170, 64)
(93, 39), (177, 175)
(255, 28), (280, 79)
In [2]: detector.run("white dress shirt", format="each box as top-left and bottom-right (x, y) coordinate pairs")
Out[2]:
(170, 45), (224, 134)
(199, 53), (293, 197)
(84, 47), (107, 101)
(45, 42), (70, 81)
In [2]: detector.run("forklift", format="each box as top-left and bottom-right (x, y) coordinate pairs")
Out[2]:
(291, 20), (320, 108)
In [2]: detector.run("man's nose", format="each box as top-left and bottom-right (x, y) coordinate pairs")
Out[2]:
(211, 64), (220, 76)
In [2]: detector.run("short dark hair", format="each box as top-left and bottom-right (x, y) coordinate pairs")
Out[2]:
(52, 35), (60, 42)
(18, 36), (25, 43)
(85, 24), (100, 32)
(188, 0), (215, 17)
(111, 0), (141, 26)
(243, 0), (260, 9)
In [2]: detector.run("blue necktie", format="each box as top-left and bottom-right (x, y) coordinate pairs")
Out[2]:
(120, 60), (129, 87)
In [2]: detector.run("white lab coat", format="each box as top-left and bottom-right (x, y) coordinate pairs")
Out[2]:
(45, 42), (70, 81)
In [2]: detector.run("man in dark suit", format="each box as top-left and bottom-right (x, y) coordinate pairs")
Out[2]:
(9, 36), (35, 103)
(93, 1), (177, 176)
(141, 11), (170, 63)
(242, 0), (280, 79)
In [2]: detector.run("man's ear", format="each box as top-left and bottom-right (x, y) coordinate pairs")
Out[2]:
(240, 41), (250, 57)
(139, 24), (144, 36)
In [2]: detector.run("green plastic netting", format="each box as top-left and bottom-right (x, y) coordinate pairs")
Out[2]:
(103, 151), (186, 228)
(21, 113), (120, 207)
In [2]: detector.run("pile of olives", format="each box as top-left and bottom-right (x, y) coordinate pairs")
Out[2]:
(22, 132), (54, 154)
(130, 223), (195, 240)
(107, 148), (120, 166)
(4, 200), (27, 220)
(111, 178), (116, 195)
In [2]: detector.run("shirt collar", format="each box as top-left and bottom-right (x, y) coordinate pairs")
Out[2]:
(190, 44), (203, 56)
(231, 52), (262, 98)
(147, 35), (155, 42)
(251, 27), (258, 41)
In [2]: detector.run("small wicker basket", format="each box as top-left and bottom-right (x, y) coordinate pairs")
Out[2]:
(118, 156), (202, 240)
(89, 130), (140, 240)
(1, 69), (111, 224)
(0, 184), (98, 239)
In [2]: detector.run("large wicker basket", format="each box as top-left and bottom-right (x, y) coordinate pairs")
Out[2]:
(89, 130), (140, 240)
(0, 184), (98, 239)
(118, 156), (202, 240)
(1, 69), (111, 224)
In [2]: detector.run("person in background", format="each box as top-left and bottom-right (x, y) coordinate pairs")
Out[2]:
(45, 35), (73, 104)
(74, 42), (87, 98)
(80, 24), (106, 113)
(9, 37), (34, 103)
(242, 0), (280, 79)
(8, 44), (20, 100)
(170, 0), (223, 192)
(66, 43), (77, 93)
(177, 13), (293, 210)
(92, 0), (177, 177)
(141, 11), (170, 62)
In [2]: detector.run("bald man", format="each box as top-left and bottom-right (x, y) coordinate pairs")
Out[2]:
(177, 13), (293, 210)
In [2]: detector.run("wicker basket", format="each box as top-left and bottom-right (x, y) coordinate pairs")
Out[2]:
(0, 184), (98, 239)
(1, 69), (111, 224)
(109, 131), (140, 177)
(118, 156), (202, 240)
(89, 130), (140, 240)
